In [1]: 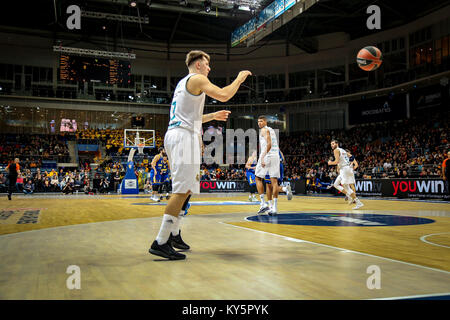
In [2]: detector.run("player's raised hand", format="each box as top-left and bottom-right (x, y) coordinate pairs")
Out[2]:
(237, 70), (252, 84)
(214, 110), (231, 121)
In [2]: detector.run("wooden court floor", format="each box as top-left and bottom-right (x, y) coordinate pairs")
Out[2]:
(0, 193), (449, 299)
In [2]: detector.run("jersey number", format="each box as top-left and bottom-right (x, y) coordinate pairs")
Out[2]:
(170, 101), (176, 121)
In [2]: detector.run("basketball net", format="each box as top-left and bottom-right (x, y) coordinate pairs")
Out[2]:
(137, 143), (145, 155)
(134, 131), (146, 154)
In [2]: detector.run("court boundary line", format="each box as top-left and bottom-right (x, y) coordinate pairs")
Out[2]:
(420, 232), (450, 249)
(219, 221), (450, 275)
(369, 292), (450, 300)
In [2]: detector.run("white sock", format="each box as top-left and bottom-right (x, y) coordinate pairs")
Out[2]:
(282, 186), (287, 192)
(274, 198), (278, 211)
(268, 200), (273, 208)
(259, 194), (265, 205)
(171, 211), (184, 236)
(156, 214), (178, 245)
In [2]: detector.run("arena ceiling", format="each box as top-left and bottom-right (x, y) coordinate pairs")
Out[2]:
(0, 0), (449, 50)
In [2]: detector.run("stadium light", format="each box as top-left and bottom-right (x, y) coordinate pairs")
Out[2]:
(53, 46), (136, 59)
(81, 10), (149, 24)
(180, 0), (188, 6)
(204, 1), (212, 13)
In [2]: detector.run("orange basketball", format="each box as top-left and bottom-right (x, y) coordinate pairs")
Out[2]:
(357, 46), (383, 71)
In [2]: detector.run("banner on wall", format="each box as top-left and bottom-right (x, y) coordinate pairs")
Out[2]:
(199, 179), (307, 194)
(381, 178), (448, 200)
(409, 84), (449, 113)
(355, 178), (448, 200)
(200, 180), (249, 193)
(348, 93), (407, 125)
(199, 178), (448, 200)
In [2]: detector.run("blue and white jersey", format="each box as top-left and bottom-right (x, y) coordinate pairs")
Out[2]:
(168, 73), (205, 135)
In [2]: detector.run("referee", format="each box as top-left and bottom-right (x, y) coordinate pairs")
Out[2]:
(442, 151), (450, 195)
(5, 158), (20, 200)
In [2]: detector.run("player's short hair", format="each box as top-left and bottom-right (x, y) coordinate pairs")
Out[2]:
(331, 139), (339, 145)
(258, 115), (267, 121)
(185, 50), (210, 67)
(158, 147), (164, 153)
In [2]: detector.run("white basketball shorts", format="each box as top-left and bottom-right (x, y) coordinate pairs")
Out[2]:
(255, 153), (280, 179)
(340, 166), (355, 185)
(164, 127), (202, 194)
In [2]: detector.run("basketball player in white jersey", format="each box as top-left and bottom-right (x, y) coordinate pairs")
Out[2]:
(327, 140), (363, 209)
(255, 115), (280, 215)
(344, 149), (358, 203)
(149, 50), (252, 260)
(328, 149), (359, 204)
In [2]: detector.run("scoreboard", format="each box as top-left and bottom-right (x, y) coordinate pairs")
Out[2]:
(59, 54), (131, 84)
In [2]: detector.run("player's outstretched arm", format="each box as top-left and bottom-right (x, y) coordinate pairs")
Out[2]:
(193, 71), (252, 103)
(202, 110), (231, 123)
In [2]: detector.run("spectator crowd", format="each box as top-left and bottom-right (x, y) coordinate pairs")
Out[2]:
(1, 110), (448, 194)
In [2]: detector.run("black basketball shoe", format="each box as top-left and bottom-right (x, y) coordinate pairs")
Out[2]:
(149, 240), (186, 260)
(7, 194), (11, 200)
(169, 232), (190, 250)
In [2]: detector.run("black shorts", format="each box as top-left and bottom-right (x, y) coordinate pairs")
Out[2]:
(8, 175), (17, 185)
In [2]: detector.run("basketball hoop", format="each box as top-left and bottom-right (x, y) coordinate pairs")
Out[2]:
(137, 143), (145, 154)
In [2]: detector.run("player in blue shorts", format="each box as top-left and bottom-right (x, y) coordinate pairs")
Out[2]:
(245, 150), (258, 202)
(159, 153), (172, 201)
(150, 147), (165, 202)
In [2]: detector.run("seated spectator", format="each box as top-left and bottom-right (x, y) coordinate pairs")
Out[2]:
(62, 175), (74, 194)
(50, 174), (59, 191)
(144, 179), (151, 194)
(43, 178), (51, 192)
(0, 173), (6, 192)
(419, 168), (427, 177)
(99, 178), (110, 193)
(23, 179), (35, 195)
(84, 179), (93, 194)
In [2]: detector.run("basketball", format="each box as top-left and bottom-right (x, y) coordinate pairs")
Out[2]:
(357, 46), (383, 71)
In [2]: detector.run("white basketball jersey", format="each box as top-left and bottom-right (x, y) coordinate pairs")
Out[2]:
(259, 126), (279, 156)
(337, 147), (350, 168)
(168, 73), (205, 135)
